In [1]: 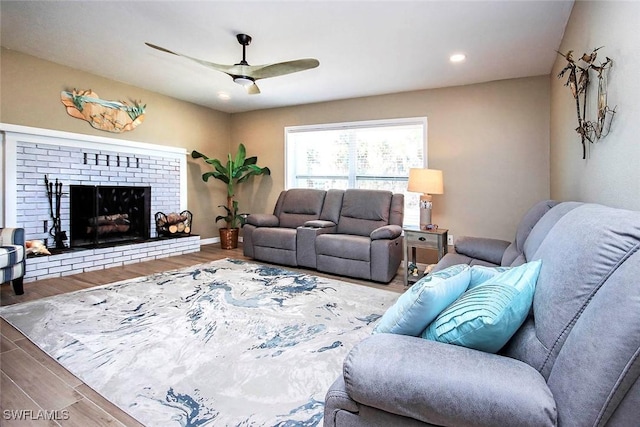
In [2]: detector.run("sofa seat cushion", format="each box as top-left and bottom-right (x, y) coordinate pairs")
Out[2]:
(316, 234), (371, 261)
(433, 253), (498, 272)
(0, 245), (25, 269)
(252, 228), (297, 251)
(246, 213), (279, 227)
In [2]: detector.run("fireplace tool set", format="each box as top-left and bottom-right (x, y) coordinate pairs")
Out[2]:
(45, 175), (67, 249)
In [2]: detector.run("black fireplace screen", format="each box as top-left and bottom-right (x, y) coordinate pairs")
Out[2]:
(70, 185), (151, 247)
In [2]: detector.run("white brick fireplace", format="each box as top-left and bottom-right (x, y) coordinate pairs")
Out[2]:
(1, 123), (200, 282)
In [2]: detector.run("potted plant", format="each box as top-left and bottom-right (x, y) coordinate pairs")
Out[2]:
(191, 144), (270, 249)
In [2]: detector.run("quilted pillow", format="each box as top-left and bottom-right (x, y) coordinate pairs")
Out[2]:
(423, 260), (542, 353)
(373, 264), (470, 336)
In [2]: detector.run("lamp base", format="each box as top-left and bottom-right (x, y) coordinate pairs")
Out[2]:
(419, 194), (434, 230)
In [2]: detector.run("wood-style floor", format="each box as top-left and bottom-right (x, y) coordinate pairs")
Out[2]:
(0, 244), (404, 426)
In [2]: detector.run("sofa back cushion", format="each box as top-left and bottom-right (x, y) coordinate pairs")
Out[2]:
(547, 248), (640, 425)
(337, 190), (393, 236)
(274, 189), (326, 229)
(521, 202), (581, 264)
(501, 200), (559, 266)
(502, 203), (640, 425)
(389, 193), (404, 226)
(319, 189), (345, 224)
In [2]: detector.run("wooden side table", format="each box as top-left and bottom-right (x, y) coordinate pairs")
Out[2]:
(403, 226), (448, 287)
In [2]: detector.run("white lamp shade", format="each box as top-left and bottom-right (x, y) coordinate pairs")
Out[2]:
(407, 168), (444, 195)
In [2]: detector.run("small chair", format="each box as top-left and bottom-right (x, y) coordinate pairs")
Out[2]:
(0, 227), (26, 295)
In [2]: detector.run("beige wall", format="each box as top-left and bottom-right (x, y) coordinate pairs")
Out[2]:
(232, 76), (551, 241)
(1, 48), (231, 239)
(550, 1), (640, 210)
(2, 47), (552, 242)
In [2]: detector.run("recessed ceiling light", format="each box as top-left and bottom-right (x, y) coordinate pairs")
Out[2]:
(450, 53), (466, 63)
(218, 92), (231, 100)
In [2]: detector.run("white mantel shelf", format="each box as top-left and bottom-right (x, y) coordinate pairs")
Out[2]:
(0, 123), (187, 156)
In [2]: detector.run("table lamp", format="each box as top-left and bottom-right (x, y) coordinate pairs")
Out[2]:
(407, 168), (444, 229)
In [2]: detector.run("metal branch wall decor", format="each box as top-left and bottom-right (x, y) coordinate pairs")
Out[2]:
(61, 89), (146, 133)
(557, 47), (616, 159)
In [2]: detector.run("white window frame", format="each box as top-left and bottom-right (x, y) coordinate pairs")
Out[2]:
(284, 117), (428, 225)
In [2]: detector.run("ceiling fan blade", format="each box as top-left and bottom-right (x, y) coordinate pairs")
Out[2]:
(145, 42), (179, 56)
(250, 59), (320, 79)
(247, 83), (261, 95)
(146, 42), (239, 75)
(146, 37), (319, 95)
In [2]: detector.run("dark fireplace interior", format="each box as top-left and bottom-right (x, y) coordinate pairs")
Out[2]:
(70, 185), (151, 248)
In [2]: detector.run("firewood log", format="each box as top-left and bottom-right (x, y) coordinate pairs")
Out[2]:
(167, 212), (181, 225)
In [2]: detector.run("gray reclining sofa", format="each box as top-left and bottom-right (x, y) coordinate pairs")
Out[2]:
(243, 188), (404, 283)
(325, 201), (640, 426)
(436, 199), (559, 270)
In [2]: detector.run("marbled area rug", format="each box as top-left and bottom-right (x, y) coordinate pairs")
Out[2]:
(0, 258), (398, 426)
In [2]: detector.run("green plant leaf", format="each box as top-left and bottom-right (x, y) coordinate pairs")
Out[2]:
(191, 144), (269, 229)
(237, 166), (271, 183)
(235, 144), (247, 167)
(209, 159), (226, 175)
(191, 150), (207, 160)
(243, 156), (258, 166)
(203, 171), (229, 183)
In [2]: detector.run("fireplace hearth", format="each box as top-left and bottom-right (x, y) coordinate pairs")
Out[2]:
(70, 185), (151, 248)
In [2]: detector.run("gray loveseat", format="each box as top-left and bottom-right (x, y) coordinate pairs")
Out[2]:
(325, 201), (640, 426)
(243, 188), (404, 283)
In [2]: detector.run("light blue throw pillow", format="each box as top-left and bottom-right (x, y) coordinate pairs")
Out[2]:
(422, 260), (542, 353)
(468, 265), (511, 290)
(373, 264), (470, 336)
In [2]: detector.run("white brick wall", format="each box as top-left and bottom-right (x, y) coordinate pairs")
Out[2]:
(2, 124), (199, 282)
(15, 141), (181, 241)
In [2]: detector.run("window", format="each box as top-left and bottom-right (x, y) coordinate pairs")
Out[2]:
(285, 118), (427, 225)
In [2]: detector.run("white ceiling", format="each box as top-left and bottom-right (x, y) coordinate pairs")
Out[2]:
(0, 1), (574, 114)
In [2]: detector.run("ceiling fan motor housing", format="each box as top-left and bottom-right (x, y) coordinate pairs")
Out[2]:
(236, 34), (252, 46)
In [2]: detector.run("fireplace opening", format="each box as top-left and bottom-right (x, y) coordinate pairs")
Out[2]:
(70, 185), (151, 248)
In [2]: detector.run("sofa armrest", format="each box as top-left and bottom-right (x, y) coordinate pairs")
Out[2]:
(246, 213), (279, 227)
(454, 236), (511, 265)
(0, 227), (25, 246)
(370, 225), (402, 240)
(304, 219), (336, 228)
(342, 334), (556, 427)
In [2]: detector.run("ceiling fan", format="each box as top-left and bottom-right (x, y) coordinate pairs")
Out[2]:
(145, 34), (319, 95)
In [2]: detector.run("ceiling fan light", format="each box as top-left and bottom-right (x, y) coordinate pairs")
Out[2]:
(233, 76), (254, 87)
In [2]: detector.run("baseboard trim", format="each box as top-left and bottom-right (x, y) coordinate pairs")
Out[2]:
(200, 236), (244, 246)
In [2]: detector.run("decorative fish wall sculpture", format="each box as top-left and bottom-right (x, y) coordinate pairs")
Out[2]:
(61, 89), (145, 133)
